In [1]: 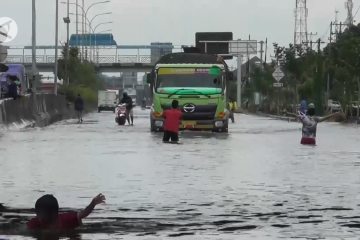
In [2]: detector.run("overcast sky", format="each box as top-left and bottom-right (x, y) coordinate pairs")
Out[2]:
(0, 0), (355, 73)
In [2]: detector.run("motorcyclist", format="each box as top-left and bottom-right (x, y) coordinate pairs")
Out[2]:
(119, 92), (134, 125)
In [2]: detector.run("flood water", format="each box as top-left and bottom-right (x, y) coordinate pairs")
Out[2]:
(1, 108), (360, 239)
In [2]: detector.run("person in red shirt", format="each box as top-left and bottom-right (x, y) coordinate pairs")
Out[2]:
(27, 193), (106, 230)
(163, 100), (182, 142)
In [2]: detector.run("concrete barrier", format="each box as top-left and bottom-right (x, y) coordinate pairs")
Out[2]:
(0, 94), (74, 129)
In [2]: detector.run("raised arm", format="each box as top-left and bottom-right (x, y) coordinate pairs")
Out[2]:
(318, 111), (344, 123)
(282, 110), (299, 119)
(77, 194), (106, 220)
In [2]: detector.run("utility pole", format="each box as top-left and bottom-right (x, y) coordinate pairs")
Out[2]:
(76, 0), (78, 47)
(54, 0), (59, 95)
(237, 53), (242, 109)
(316, 38), (325, 116)
(326, 22), (333, 112)
(82, 0), (84, 62)
(333, 22), (343, 39)
(31, 0), (38, 93)
(264, 38), (268, 68)
(316, 39), (325, 56)
(308, 32), (317, 50)
(260, 41), (264, 69)
(65, 0), (70, 85)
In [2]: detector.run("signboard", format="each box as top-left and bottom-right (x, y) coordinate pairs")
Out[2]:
(158, 68), (220, 75)
(229, 40), (258, 55)
(273, 83), (283, 87)
(195, 32), (233, 60)
(272, 67), (284, 82)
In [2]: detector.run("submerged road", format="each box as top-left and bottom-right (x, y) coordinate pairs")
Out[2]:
(1, 108), (360, 239)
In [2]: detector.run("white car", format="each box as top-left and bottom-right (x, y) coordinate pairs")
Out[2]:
(328, 100), (341, 113)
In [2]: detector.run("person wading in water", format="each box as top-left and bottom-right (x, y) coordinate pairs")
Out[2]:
(282, 103), (345, 145)
(74, 94), (84, 123)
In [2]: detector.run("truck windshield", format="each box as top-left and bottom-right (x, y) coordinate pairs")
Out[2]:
(156, 67), (223, 91)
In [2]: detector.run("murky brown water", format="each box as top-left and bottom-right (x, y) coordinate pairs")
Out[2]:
(1, 108), (360, 239)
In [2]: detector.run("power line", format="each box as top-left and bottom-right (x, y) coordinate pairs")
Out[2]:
(320, 24), (331, 40)
(351, 4), (360, 22)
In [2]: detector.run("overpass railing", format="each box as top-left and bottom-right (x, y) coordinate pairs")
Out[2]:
(4, 55), (152, 64)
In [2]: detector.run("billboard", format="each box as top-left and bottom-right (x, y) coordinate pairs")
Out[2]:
(229, 40), (258, 55)
(195, 32), (233, 60)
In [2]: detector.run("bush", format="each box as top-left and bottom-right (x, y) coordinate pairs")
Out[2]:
(59, 85), (97, 107)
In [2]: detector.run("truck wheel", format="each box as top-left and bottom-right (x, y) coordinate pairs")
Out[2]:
(98, 107), (101, 113)
(150, 121), (157, 132)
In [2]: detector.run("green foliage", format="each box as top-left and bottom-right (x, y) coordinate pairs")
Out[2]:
(57, 43), (105, 107)
(58, 44), (105, 91)
(256, 25), (360, 116)
(59, 85), (97, 106)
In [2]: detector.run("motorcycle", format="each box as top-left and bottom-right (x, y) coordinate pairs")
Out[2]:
(115, 103), (127, 125)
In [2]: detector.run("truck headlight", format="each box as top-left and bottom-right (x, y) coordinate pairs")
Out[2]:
(215, 121), (224, 127)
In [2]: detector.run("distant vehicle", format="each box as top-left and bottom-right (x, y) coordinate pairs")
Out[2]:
(98, 90), (117, 113)
(327, 100), (341, 113)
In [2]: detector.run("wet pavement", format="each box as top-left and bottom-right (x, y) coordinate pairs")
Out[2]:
(1, 108), (360, 239)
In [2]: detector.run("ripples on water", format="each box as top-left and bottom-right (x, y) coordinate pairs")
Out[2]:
(1, 110), (360, 239)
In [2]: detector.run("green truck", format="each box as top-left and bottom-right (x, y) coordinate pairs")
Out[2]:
(147, 49), (233, 133)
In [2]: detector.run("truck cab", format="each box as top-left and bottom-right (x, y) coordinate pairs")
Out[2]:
(148, 52), (233, 133)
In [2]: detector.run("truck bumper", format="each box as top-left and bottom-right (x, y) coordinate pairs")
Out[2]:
(151, 118), (228, 132)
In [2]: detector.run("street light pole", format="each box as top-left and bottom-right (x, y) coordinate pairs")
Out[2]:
(92, 21), (112, 62)
(85, 1), (110, 62)
(89, 12), (111, 62)
(61, 1), (110, 62)
(54, 0), (59, 95)
(76, 0), (78, 47)
(32, 0), (38, 93)
(65, 0), (70, 85)
(82, 0), (84, 61)
(237, 54), (242, 108)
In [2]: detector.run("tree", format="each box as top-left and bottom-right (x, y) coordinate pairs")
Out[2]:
(57, 43), (104, 91)
(329, 24), (360, 117)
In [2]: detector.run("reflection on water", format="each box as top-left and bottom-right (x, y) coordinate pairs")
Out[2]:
(1, 110), (360, 239)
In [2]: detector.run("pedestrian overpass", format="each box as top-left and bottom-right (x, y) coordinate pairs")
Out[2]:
(3, 33), (190, 73)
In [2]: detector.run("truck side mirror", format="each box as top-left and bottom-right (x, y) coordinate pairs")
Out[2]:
(147, 72), (153, 84)
(213, 78), (220, 85)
